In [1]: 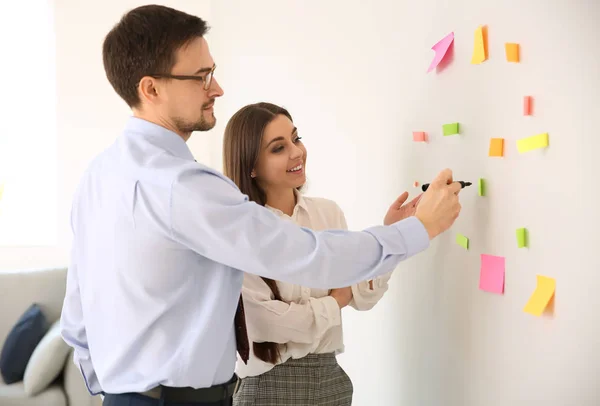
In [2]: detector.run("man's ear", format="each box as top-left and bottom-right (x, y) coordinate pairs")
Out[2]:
(138, 76), (161, 105)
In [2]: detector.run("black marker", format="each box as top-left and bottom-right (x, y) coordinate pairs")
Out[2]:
(421, 181), (472, 192)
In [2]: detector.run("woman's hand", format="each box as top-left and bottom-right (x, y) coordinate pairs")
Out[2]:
(329, 287), (353, 309)
(383, 191), (423, 226)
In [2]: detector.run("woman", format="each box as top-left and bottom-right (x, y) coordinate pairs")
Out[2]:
(223, 102), (409, 406)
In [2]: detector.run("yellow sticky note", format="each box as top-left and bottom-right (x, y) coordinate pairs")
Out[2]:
(471, 25), (488, 64)
(505, 43), (520, 62)
(523, 275), (556, 316)
(456, 233), (469, 250)
(517, 133), (549, 153)
(488, 138), (504, 157)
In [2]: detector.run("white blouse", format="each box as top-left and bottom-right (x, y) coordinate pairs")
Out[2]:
(235, 192), (392, 378)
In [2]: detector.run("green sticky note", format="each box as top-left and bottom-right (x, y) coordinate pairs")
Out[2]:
(443, 123), (459, 136)
(478, 178), (485, 196)
(456, 233), (469, 249)
(516, 228), (527, 248)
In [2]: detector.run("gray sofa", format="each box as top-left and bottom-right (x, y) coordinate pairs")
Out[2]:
(0, 267), (102, 406)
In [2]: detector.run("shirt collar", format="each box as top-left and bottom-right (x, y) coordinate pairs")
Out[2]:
(124, 116), (195, 161)
(266, 189), (308, 217)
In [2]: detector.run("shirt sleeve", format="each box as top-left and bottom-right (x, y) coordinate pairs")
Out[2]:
(334, 203), (393, 311)
(241, 275), (341, 344)
(169, 165), (429, 289)
(349, 275), (392, 311)
(60, 209), (102, 396)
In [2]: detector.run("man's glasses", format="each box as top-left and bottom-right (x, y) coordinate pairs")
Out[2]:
(148, 64), (216, 91)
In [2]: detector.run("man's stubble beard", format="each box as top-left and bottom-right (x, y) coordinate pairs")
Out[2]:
(173, 100), (216, 133)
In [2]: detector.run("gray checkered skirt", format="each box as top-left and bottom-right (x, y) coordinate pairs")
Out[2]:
(233, 352), (353, 406)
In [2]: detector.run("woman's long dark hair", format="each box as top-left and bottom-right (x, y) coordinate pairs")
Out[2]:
(223, 102), (294, 364)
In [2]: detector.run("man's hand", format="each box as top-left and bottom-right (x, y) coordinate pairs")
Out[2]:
(330, 287), (353, 309)
(415, 168), (462, 240)
(383, 191), (423, 226)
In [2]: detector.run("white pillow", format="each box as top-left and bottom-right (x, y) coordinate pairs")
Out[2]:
(23, 319), (71, 396)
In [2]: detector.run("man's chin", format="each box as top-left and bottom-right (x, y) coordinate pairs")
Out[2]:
(202, 111), (216, 129)
(192, 115), (216, 132)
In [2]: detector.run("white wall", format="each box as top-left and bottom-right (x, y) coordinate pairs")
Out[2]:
(209, 0), (600, 405)
(0, 1), (57, 247)
(0, 0), (214, 271)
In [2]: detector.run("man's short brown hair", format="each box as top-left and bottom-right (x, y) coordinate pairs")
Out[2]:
(102, 5), (209, 108)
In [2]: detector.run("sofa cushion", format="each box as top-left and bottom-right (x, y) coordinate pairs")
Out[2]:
(0, 268), (67, 346)
(0, 304), (49, 384)
(0, 378), (66, 406)
(23, 320), (71, 396)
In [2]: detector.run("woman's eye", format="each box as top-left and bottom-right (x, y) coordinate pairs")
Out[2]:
(294, 136), (303, 143)
(272, 146), (284, 153)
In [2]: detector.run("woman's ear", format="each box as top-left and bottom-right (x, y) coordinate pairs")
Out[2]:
(250, 170), (257, 178)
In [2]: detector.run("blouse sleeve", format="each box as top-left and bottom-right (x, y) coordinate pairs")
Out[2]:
(334, 204), (393, 311)
(241, 274), (342, 344)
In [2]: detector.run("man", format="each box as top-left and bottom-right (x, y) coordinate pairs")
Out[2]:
(60, 5), (462, 406)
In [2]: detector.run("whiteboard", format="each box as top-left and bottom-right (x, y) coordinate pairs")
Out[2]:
(208, 0), (600, 404)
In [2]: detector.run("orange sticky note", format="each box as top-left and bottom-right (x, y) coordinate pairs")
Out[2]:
(505, 43), (520, 62)
(413, 131), (427, 142)
(471, 25), (488, 64)
(524, 275), (556, 316)
(523, 96), (533, 116)
(488, 138), (504, 157)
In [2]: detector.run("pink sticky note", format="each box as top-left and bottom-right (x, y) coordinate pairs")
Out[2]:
(523, 96), (533, 116)
(427, 32), (455, 73)
(479, 254), (505, 294)
(413, 131), (427, 142)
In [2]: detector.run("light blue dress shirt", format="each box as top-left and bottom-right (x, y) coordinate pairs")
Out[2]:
(60, 117), (429, 395)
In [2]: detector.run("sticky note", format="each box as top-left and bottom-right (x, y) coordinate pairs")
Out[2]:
(427, 32), (455, 73)
(488, 138), (504, 157)
(456, 233), (469, 249)
(471, 25), (488, 64)
(524, 275), (556, 316)
(442, 123), (459, 136)
(517, 133), (549, 153)
(413, 131), (427, 142)
(523, 96), (533, 116)
(478, 178), (485, 196)
(479, 254), (505, 294)
(505, 43), (520, 62)
(516, 228), (528, 248)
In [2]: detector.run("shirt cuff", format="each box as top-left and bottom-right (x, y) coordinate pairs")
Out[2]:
(322, 296), (342, 329)
(391, 216), (430, 257)
(76, 355), (102, 396)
